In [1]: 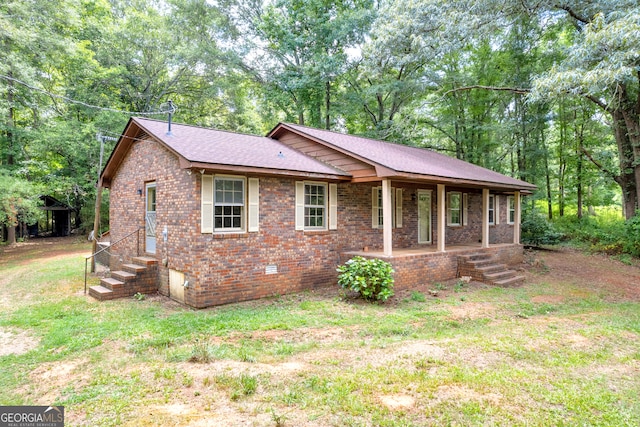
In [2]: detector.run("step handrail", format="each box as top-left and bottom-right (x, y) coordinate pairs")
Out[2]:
(84, 227), (144, 294)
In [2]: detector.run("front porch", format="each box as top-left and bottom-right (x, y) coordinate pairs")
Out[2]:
(340, 243), (525, 290)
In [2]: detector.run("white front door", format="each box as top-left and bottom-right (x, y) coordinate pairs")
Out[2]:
(145, 182), (157, 254)
(418, 190), (432, 244)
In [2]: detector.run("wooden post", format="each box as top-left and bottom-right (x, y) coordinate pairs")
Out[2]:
(482, 188), (490, 248)
(382, 179), (393, 256)
(91, 179), (103, 273)
(437, 184), (446, 252)
(514, 191), (521, 244)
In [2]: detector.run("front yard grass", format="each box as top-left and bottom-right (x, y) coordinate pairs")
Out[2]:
(0, 238), (639, 426)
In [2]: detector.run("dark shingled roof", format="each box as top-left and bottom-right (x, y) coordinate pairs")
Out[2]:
(132, 118), (349, 177)
(274, 123), (536, 190)
(103, 117), (536, 192)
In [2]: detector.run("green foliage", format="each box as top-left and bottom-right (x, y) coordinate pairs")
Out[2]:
(410, 291), (426, 302)
(521, 207), (563, 246)
(623, 213), (640, 257)
(188, 339), (214, 363)
(337, 256), (395, 302)
(0, 172), (43, 230)
(549, 210), (640, 257)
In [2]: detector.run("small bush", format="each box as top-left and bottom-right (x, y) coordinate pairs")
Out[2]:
(189, 339), (213, 363)
(521, 208), (563, 246)
(624, 212), (640, 256)
(337, 256), (394, 302)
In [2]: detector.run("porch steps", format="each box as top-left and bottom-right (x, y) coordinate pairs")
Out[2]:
(89, 256), (159, 301)
(458, 253), (524, 287)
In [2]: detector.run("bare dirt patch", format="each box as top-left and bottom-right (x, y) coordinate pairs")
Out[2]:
(526, 247), (640, 301)
(379, 394), (416, 410)
(0, 236), (91, 267)
(0, 328), (39, 356)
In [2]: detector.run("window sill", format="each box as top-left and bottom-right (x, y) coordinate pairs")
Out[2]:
(211, 232), (248, 239)
(301, 229), (332, 235)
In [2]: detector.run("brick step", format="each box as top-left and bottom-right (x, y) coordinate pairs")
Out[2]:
(132, 256), (158, 266)
(89, 285), (115, 300)
(100, 277), (125, 291)
(458, 253), (524, 288)
(476, 263), (507, 274)
(483, 269), (518, 282)
(467, 260), (496, 269)
(493, 275), (525, 287)
(458, 253), (492, 262)
(92, 256), (159, 303)
(122, 263), (147, 274)
(111, 270), (136, 282)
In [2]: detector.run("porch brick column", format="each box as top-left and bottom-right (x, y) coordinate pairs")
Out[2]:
(382, 179), (393, 256)
(437, 184), (446, 252)
(514, 191), (521, 244)
(482, 188), (489, 248)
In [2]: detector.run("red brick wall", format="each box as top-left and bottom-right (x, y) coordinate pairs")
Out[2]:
(109, 137), (521, 308)
(342, 244), (524, 291)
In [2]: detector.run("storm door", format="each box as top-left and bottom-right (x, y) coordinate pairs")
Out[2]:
(418, 190), (432, 244)
(145, 182), (157, 254)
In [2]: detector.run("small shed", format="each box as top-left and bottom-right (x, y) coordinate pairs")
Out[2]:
(39, 195), (72, 237)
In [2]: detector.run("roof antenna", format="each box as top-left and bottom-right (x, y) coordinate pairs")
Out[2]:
(166, 100), (176, 136)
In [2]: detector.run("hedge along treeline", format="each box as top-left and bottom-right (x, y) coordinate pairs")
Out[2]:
(521, 207), (640, 258)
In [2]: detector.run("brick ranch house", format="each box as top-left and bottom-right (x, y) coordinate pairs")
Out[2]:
(90, 117), (536, 307)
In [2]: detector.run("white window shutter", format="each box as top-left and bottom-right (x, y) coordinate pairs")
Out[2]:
(329, 183), (337, 230)
(462, 193), (468, 226)
(371, 187), (378, 228)
(248, 178), (259, 232)
(395, 188), (403, 228)
(495, 194), (500, 225)
(295, 181), (305, 231)
(201, 175), (213, 233)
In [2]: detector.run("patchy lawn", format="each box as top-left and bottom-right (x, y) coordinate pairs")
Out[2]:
(0, 238), (639, 426)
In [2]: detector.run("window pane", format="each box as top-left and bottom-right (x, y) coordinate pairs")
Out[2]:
(450, 194), (460, 209)
(303, 183), (327, 229)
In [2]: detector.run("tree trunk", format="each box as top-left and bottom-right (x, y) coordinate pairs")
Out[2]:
(574, 108), (584, 219)
(5, 198), (17, 244)
(543, 142), (553, 219)
(7, 226), (16, 245)
(612, 109), (637, 219)
(576, 151), (583, 219)
(6, 70), (15, 166)
(325, 81), (331, 130)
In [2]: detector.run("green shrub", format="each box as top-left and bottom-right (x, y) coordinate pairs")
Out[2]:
(521, 208), (563, 246)
(337, 256), (395, 302)
(554, 213), (625, 254)
(623, 212), (640, 256)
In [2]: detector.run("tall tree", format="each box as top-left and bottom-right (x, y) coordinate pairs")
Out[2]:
(236, 0), (374, 128)
(532, 6), (640, 218)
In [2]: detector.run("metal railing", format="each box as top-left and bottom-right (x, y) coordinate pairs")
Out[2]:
(84, 227), (143, 294)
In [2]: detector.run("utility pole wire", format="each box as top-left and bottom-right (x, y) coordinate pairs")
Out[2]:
(0, 74), (176, 116)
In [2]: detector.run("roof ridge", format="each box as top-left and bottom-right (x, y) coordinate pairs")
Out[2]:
(282, 122), (425, 150)
(133, 117), (266, 139)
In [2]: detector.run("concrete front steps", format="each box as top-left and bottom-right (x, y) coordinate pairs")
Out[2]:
(89, 256), (158, 301)
(458, 252), (524, 286)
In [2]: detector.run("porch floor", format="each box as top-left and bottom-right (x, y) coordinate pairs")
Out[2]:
(343, 243), (518, 259)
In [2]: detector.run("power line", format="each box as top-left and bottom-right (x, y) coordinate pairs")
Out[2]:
(0, 73), (177, 116)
